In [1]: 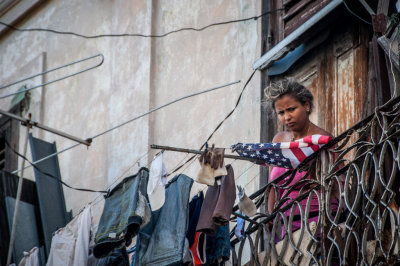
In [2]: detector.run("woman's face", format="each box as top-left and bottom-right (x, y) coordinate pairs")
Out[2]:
(274, 94), (310, 132)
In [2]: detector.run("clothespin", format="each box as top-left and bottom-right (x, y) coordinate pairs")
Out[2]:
(104, 189), (111, 199)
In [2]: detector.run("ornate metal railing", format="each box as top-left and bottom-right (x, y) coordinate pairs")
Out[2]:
(231, 97), (400, 265)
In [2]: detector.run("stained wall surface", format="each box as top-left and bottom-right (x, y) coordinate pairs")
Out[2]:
(0, 0), (262, 221)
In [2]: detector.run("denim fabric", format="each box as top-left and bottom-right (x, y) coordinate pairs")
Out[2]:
(94, 168), (149, 258)
(135, 174), (193, 266)
(205, 224), (231, 265)
(96, 247), (129, 266)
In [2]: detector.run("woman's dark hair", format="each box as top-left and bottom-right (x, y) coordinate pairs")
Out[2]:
(264, 78), (314, 113)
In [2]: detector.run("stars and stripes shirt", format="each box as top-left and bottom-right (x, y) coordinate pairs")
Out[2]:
(232, 135), (332, 169)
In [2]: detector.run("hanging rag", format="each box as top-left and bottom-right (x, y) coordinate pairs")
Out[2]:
(93, 168), (150, 258)
(234, 212), (246, 241)
(196, 144), (227, 185)
(18, 247), (40, 266)
(134, 174), (193, 266)
(196, 164), (236, 235)
(237, 185), (257, 217)
(232, 135), (332, 169)
(46, 205), (93, 266)
(147, 152), (167, 211)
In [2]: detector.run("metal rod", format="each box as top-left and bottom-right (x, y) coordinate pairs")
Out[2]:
(0, 109), (91, 146)
(150, 144), (262, 163)
(0, 54), (104, 99)
(6, 121), (30, 265)
(11, 80), (241, 175)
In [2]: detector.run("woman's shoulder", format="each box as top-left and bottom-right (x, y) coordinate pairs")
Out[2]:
(272, 131), (292, 143)
(311, 124), (333, 138)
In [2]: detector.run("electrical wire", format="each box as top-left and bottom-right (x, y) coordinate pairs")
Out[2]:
(167, 70), (257, 176)
(343, 0), (372, 25)
(11, 80), (240, 175)
(0, 8), (283, 39)
(5, 138), (108, 193)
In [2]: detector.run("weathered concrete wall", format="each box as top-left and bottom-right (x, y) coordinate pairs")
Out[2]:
(0, 0), (262, 228)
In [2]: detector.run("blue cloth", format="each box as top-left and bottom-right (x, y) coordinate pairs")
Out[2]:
(97, 247), (129, 266)
(94, 168), (149, 258)
(187, 191), (204, 247)
(234, 212), (246, 241)
(205, 224), (231, 265)
(134, 174), (193, 266)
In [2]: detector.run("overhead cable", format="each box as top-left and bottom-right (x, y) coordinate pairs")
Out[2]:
(11, 80), (241, 175)
(0, 8), (284, 39)
(166, 70), (257, 176)
(5, 138), (107, 193)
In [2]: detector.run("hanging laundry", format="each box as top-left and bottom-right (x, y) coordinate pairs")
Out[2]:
(96, 247), (129, 266)
(93, 167), (150, 258)
(182, 238), (192, 266)
(234, 213), (246, 241)
(237, 186), (257, 217)
(196, 144), (227, 185)
(18, 247), (40, 266)
(187, 191), (204, 247)
(46, 205), (93, 266)
(232, 135), (332, 169)
(134, 174), (193, 266)
(205, 224), (231, 265)
(190, 232), (207, 266)
(196, 164), (236, 235)
(147, 152), (167, 211)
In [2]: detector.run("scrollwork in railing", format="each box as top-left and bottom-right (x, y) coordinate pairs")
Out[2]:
(231, 98), (400, 265)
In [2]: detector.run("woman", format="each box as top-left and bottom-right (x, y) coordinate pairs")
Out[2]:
(264, 78), (337, 235)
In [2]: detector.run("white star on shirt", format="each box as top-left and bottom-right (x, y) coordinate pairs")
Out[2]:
(275, 153), (279, 157)
(247, 146), (252, 151)
(272, 143), (277, 146)
(267, 150), (273, 154)
(263, 155), (268, 159)
(270, 158), (275, 162)
(259, 144), (264, 147)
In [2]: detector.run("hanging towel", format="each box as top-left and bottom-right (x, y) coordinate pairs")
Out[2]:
(46, 205), (93, 266)
(196, 165), (236, 235)
(94, 168), (149, 258)
(232, 135), (332, 169)
(148, 153), (167, 211)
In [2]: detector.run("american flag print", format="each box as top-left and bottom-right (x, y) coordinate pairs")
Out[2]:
(232, 135), (332, 169)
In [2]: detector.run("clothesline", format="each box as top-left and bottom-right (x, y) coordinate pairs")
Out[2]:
(11, 80), (240, 175)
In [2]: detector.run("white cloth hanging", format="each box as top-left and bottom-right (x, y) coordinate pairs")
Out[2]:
(18, 247), (40, 266)
(46, 205), (93, 266)
(148, 152), (167, 210)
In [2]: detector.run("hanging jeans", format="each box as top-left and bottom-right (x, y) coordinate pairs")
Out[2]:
(94, 167), (149, 258)
(134, 174), (193, 266)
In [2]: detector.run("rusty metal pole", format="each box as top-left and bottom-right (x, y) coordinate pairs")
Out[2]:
(6, 115), (31, 265)
(320, 150), (329, 266)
